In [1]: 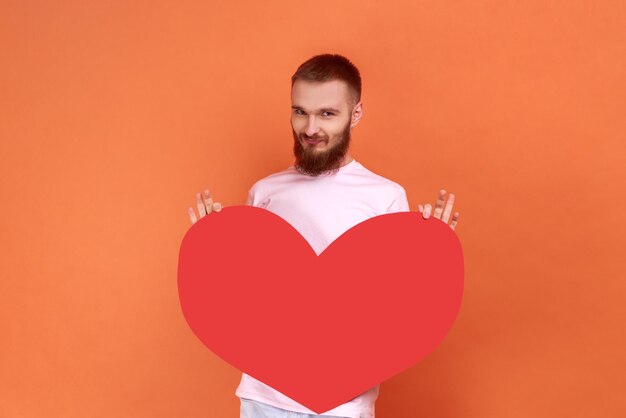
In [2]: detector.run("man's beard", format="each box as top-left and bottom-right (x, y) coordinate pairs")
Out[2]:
(292, 121), (351, 176)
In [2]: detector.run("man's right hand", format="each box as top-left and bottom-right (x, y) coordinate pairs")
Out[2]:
(187, 189), (222, 224)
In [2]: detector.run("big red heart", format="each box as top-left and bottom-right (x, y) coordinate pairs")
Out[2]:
(178, 206), (464, 413)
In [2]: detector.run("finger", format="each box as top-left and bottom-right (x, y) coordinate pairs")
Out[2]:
(433, 189), (446, 219)
(196, 193), (207, 218)
(417, 204), (424, 213)
(450, 212), (459, 230)
(424, 203), (432, 219)
(203, 189), (214, 215)
(213, 201), (222, 212)
(188, 207), (198, 224)
(442, 193), (455, 223)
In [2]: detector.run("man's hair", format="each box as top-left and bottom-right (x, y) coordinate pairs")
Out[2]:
(291, 54), (362, 106)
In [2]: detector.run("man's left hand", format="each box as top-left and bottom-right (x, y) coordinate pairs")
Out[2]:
(417, 189), (459, 231)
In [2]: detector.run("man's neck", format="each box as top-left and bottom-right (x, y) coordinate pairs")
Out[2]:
(340, 155), (354, 167)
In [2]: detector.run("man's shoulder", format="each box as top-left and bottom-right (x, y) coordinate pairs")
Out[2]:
(247, 165), (298, 196)
(354, 161), (407, 196)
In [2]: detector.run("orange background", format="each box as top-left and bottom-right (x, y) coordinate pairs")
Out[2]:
(1, 1), (625, 417)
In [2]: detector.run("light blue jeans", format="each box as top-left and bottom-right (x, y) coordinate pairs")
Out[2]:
(239, 397), (351, 418)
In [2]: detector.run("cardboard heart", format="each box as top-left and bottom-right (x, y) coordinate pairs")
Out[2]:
(178, 206), (464, 413)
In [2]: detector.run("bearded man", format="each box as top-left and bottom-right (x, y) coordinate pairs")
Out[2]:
(188, 53), (460, 418)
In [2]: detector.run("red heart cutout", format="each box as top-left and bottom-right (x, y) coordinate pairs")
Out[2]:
(178, 206), (464, 413)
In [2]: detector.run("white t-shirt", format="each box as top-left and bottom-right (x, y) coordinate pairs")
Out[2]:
(235, 158), (410, 417)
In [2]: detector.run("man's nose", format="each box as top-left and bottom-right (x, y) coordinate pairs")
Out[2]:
(305, 115), (320, 136)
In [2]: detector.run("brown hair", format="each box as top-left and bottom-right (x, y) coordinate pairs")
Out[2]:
(291, 54), (362, 106)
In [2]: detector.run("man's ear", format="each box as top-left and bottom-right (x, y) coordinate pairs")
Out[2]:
(350, 100), (363, 128)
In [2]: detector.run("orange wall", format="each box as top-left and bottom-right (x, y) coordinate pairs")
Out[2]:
(1, 1), (625, 417)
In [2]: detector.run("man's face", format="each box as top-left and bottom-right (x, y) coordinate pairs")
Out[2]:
(291, 79), (357, 176)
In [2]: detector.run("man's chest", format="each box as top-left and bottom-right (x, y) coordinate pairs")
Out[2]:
(257, 186), (387, 255)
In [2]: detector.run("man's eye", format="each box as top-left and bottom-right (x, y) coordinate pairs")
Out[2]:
(294, 109), (305, 115)
(322, 112), (334, 117)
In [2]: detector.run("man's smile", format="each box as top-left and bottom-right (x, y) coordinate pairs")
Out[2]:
(303, 137), (326, 145)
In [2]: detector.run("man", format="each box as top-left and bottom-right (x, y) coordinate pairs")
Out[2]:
(187, 54), (460, 418)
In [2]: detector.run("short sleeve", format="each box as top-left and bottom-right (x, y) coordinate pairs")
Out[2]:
(386, 187), (410, 213)
(246, 181), (268, 208)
